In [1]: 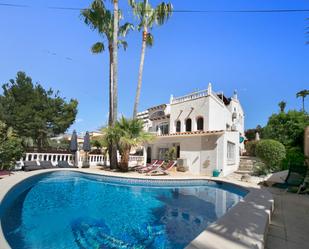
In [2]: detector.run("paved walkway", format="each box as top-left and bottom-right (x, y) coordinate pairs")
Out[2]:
(266, 188), (309, 249)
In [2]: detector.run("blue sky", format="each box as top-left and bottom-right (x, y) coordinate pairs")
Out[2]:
(0, 0), (308, 133)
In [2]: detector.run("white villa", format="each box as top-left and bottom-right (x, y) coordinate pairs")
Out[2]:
(137, 83), (245, 176)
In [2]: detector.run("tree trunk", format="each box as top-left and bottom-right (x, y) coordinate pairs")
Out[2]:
(112, 0), (118, 124)
(108, 43), (118, 169)
(108, 44), (113, 126)
(110, 0), (119, 169)
(119, 148), (130, 172)
(133, 28), (148, 119)
(302, 97), (305, 112)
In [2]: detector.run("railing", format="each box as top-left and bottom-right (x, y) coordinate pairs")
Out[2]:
(17, 152), (145, 169)
(128, 155), (144, 166)
(79, 154), (105, 167)
(171, 89), (209, 104)
(17, 152), (74, 169)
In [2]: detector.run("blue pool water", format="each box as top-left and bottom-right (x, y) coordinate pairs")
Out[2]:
(1, 171), (247, 249)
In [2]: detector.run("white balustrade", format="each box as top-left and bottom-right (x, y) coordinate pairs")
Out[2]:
(16, 152), (74, 169)
(16, 152), (144, 169)
(171, 89), (209, 104)
(128, 155), (144, 167)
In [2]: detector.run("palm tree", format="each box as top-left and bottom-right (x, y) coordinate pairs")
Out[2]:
(81, 0), (133, 169)
(112, 0), (119, 125)
(296, 89), (309, 112)
(278, 101), (286, 113)
(130, 0), (173, 118)
(82, 0), (132, 124)
(102, 117), (154, 172)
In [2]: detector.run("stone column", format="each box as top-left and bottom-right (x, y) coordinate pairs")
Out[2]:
(143, 146), (147, 166)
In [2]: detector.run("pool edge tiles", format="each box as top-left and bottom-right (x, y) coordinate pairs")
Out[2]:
(0, 169), (272, 249)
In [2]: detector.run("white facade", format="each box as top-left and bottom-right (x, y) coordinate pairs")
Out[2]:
(137, 83), (245, 176)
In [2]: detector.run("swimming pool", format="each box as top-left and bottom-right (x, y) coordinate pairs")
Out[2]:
(0, 171), (247, 249)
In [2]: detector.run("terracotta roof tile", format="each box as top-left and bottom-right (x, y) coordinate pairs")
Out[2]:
(157, 130), (224, 137)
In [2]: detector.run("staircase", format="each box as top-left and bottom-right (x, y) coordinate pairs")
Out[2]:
(236, 156), (259, 175)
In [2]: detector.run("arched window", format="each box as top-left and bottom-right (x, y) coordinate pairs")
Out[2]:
(156, 122), (169, 135)
(197, 117), (204, 131)
(186, 119), (192, 132)
(176, 120), (181, 132)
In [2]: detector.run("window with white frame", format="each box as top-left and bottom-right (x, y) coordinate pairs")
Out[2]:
(158, 148), (169, 160)
(227, 141), (236, 163)
(156, 122), (169, 135)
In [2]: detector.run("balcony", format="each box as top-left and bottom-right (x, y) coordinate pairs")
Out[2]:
(171, 89), (209, 104)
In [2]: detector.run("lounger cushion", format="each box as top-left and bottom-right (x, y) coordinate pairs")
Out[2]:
(40, 161), (56, 169)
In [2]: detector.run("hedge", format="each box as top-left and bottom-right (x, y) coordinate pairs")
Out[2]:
(255, 139), (286, 172)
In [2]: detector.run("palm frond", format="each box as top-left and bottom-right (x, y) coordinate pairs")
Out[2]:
(146, 33), (154, 47)
(296, 90), (309, 98)
(91, 42), (105, 54)
(155, 2), (173, 25)
(115, 116), (154, 149)
(81, 0), (113, 41)
(129, 1), (173, 30)
(118, 40), (128, 50)
(119, 22), (134, 37)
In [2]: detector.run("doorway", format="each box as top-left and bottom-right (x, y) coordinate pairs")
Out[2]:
(146, 147), (152, 164)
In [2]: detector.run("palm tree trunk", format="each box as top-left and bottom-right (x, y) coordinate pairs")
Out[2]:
(108, 44), (113, 126)
(302, 97), (305, 112)
(110, 0), (119, 169)
(120, 148), (130, 172)
(133, 27), (148, 119)
(112, 0), (118, 124)
(108, 44), (118, 169)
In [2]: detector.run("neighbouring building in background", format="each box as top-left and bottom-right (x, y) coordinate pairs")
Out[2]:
(51, 131), (103, 148)
(137, 83), (245, 176)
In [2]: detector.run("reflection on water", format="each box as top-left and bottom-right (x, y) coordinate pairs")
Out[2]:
(154, 188), (241, 247)
(1, 171), (244, 249)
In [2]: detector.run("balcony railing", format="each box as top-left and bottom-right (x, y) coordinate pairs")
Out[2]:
(16, 152), (145, 169)
(171, 89), (209, 104)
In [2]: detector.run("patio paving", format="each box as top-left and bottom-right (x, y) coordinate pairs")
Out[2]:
(266, 187), (309, 249)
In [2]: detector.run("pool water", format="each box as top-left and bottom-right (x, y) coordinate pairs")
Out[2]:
(1, 171), (246, 249)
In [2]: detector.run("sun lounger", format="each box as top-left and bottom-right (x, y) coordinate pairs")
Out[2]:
(22, 161), (43, 171)
(40, 161), (57, 169)
(138, 160), (165, 174)
(0, 170), (12, 179)
(134, 160), (158, 172)
(146, 161), (177, 176)
(57, 161), (78, 168)
(273, 164), (308, 191)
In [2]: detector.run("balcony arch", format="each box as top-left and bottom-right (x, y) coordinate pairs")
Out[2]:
(196, 116), (204, 131)
(185, 118), (192, 132)
(176, 120), (181, 133)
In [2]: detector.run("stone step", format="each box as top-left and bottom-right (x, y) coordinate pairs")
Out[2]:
(239, 163), (254, 167)
(239, 167), (253, 171)
(240, 160), (256, 164)
(235, 170), (253, 175)
(239, 164), (254, 168)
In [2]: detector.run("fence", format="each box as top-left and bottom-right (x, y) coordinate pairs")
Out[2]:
(17, 152), (145, 169)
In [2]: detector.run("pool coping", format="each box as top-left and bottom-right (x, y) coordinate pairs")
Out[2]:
(0, 169), (274, 249)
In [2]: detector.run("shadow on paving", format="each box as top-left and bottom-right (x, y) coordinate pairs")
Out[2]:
(187, 186), (274, 249)
(266, 187), (309, 249)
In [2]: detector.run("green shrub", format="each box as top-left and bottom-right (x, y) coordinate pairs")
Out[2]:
(281, 147), (306, 170)
(253, 161), (269, 176)
(256, 139), (286, 172)
(245, 141), (259, 156)
(165, 147), (177, 161)
(0, 122), (24, 170)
